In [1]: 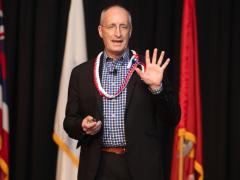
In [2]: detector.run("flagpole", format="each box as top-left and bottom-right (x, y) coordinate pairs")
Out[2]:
(178, 135), (184, 180)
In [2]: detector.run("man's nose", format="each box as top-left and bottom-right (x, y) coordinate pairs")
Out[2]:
(114, 26), (121, 37)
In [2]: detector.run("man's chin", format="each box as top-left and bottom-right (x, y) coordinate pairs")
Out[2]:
(109, 49), (126, 56)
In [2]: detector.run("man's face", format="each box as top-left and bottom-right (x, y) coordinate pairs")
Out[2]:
(98, 7), (132, 59)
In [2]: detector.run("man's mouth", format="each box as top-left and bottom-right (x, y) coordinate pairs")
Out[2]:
(112, 40), (123, 44)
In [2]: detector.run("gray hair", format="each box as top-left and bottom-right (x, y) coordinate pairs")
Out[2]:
(99, 5), (132, 27)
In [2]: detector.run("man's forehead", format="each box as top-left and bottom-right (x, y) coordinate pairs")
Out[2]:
(102, 7), (129, 22)
(100, 5), (132, 27)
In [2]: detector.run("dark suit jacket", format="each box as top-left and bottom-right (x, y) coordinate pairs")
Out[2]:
(64, 54), (181, 180)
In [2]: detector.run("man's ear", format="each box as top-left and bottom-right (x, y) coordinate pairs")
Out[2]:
(98, 25), (103, 38)
(129, 27), (132, 38)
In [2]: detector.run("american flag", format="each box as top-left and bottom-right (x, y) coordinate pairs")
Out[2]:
(0, 1), (9, 180)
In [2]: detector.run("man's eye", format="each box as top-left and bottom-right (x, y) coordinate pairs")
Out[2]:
(107, 25), (115, 29)
(121, 25), (128, 29)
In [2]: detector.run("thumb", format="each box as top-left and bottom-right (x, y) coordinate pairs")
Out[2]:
(135, 68), (144, 78)
(85, 115), (93, 120)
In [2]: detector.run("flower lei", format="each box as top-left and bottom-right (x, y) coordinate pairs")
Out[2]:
(93, 50), (145, 99)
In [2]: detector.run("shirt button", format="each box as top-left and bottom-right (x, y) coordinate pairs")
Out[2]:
(111, 113), (116, 118)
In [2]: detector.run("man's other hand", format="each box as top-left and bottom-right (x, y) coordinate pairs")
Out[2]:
(82, 115), (102, 135)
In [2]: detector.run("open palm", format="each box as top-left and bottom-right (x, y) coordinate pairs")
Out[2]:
(136, 48), (170, 89)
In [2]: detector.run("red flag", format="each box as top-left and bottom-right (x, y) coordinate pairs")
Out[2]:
(0, 1), (9, 180)
(171, 0), (203, 179)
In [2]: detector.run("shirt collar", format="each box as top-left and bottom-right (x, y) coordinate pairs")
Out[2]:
(103, 49), (130, 65)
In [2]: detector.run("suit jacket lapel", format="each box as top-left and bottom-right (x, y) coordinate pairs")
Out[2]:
(95, 90), (103, 120)
(125, 72), (138, 115)
(93, 55), (104, 120)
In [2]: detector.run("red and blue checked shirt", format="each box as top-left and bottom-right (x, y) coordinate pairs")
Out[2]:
(101, 50), (129, 147)
(101, 49), (162, 147)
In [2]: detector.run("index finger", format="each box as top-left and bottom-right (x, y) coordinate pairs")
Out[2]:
(84, 121), (97, 129)
(145, 50), (150, 65)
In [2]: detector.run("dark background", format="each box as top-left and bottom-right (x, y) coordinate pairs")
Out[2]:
(3, 0), (240, 179)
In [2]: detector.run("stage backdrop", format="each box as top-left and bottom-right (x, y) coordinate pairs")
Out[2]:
(3, 0), (240, 179)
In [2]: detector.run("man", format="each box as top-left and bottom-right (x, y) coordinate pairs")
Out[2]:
(64, 4), (180, 180)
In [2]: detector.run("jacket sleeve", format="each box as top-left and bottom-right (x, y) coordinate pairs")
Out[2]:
(63, 67), (86, 144)
(153, 75), (181, 126)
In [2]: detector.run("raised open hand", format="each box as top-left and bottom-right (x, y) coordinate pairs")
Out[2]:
(135, 48), (170, 89)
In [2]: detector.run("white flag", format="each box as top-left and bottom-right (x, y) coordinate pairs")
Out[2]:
(53, 0), (87, 179)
